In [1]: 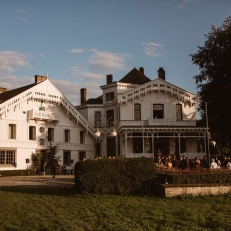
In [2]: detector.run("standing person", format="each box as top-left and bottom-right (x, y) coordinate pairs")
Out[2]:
(172, 156), (179, 169)
(134, 146), (140, 154)
(51, 157), (58, 178)
(221, 156), (228, 168)
(227, 158), (231, 170)
(194, 157), (201, 170)
(201, 156), (208, 168)
(210, 158), (218, 169)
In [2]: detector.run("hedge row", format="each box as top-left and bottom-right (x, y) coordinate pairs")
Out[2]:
(74, 158), (156, 195)
(156, 169), (231, 184)
(0, 169), (36, 177)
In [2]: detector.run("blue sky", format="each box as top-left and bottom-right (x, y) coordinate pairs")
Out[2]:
(0, 0), (230, 113)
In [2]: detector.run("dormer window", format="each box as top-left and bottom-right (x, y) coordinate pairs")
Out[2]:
(106, 92), (114, 102)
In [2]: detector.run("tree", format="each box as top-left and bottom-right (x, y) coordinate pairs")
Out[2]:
(46, 142), (61, 168)
(190, 16), (231, 156)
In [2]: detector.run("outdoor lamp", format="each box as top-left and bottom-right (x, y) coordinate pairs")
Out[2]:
(94, 129), (101, 138)
(110, 128), (117, 137)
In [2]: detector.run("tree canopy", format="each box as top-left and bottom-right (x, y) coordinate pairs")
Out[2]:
(190, 16), (231, 155)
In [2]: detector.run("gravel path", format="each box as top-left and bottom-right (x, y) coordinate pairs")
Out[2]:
(0, 175), (75, 188)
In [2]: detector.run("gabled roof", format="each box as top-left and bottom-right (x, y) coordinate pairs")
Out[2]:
(86, 95), (103, 104)
(119, 68), (151, 84)
(0, 83), (36, 104)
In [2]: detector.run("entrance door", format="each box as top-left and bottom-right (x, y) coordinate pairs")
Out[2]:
(79, 151), (86, 161)
(155, 138), (169, 157)
(133, 138), (143, 153)
(106, 137), (116, 157)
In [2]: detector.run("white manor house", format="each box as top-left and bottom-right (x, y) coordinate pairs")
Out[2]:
(0, 67), (207, 171)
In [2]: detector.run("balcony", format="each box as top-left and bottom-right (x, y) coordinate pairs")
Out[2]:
(117, 119), (196, 129)
(121, 153), (154, 159)
(148, 118), (196, 127)
(27, 109), (59, 123)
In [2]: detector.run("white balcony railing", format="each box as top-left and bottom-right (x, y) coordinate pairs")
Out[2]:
(148, 119), (196, 127)
(121, 153), (154, 158)
(27, 109), (59, 122)
(117, 119), (196, 129)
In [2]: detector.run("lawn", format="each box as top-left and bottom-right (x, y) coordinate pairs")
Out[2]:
(0, 187), (231, 231)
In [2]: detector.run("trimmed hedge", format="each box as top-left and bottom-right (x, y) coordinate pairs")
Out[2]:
(156, 168), (231, 184)
(74, 158), (156, 195)
(0, 169), (35, 177)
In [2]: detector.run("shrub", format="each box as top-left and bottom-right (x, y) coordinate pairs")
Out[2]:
(74, 158), (156, 195)
(155, 167), (231, 184)
(0, 169), (35, 177)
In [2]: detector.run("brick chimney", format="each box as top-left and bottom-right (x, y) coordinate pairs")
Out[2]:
(35, 75), (47, 84)
(0, 87), (7, 94)
(106, 74), (113, 85)
(158, 67), (165, 80)
(80, 88), (87, 105)
(139, 67), (144, 74)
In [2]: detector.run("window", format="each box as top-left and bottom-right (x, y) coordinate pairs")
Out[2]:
(48, 128), (54, 142)
(106, 110), (114, 127)
(64, 129), (70, 143)
(106, 92), (114, 102)
(134, 104), (141, 120)
(63, 151), (71, 165)
(80, 131), (85, 144)
(153, 104), (164, 119)
(40, 139), (45, 145)
(95, 111), (101, 127)
(39, 106), (45, 111)
(176, 104), (182, 120)
(0, 150), (15, 165)
(29, 126), (36, 140)
(39, 127), (45, 133)
(8, 124), (16, 139)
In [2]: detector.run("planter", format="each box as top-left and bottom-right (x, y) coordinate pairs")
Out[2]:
(156, 183), (231, 197)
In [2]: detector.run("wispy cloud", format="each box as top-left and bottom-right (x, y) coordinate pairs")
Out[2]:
(0, 51), (30, 74)
(89, 49), (131, 72)
(70, 66), (104, 80)
(0, 75), (33, 90)
(142, 42), (163, 58)
(177, 0), (204, 9)
(50, 78), (102, 105)
(15, 9), (26, 14)
(19, 17), (27, 22)
(70, 48), (84, 53)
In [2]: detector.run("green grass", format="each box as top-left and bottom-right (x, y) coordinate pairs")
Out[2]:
(0, 187), (231, 231)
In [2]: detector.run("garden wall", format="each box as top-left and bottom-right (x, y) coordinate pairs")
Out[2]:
(157, 184), (231, 197)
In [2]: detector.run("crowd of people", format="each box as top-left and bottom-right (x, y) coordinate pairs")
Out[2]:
(156, 154), (231, 170)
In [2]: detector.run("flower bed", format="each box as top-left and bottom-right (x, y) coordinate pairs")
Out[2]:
(155, 167), (231, 184)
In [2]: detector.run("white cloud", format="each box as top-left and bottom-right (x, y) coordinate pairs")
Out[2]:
(0, 51), (30, 74)
(50, 78), (102, 106)
(70, 66), (104, 80)
(141, 42), (163, 58)
(89, 49), (131, 72)
(70, 48), (84, 53)
(18, 17), (27, 22)
(15, 9), (26, 14)
(0, 75), (33, 90)
(177, 0), (204, 9)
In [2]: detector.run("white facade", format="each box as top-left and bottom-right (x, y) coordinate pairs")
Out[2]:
(0, 67), (208, 171)
(77, 67), (207, 160)
(0, 76), (95, 170)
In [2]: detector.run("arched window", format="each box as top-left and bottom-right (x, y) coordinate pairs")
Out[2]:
(153, 104), (164, 119)
(134, 103), (141, 120)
